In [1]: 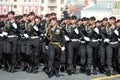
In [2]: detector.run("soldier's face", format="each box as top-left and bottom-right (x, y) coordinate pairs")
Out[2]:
(102, 20), (108, 25)
(83, 21), (88, 25)
(1, 17), (5, 21)
(78, 21), (82, 25)
(71, 19), (76, 24)
(29, 15), (35, 21)
(23, 16), (28, 21)
(8, 14), (14, 19)
(96, 23), (101, 27)
(50, 20), (57, 26)
(35, 18), (40, 22)
(89, 20), (95, 25)
(116, 22), (120, 27)
(45, 17), (50, 21)
(109, 19), (115, 25)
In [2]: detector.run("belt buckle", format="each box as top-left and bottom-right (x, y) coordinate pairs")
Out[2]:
(71, 39), (78, 42)
(109, 41), (118, 44)
(92, 39), (98, 42)
(31, 36), (38, 39)
(8, 35), (17, 38)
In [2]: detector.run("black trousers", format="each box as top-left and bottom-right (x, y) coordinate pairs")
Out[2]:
(99, 42), (106, 65)
(0, 38), (3, 60)
(0, 38), (3, 66)
(106, 43), (119, 67)
(20, 38), (27, 63)
(26, 38), (40, 67)
(41, 42), (48, 64)
(47, 44), (61, 72)
(67, 41), (80, 69)
(79, 43), (86, 66)
(5, 37), (17, 64)
(86, 42), (99, 69)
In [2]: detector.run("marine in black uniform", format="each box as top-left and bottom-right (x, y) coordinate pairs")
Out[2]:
(25, 12), (41, 73)
(19, 14), (30, 71)
(85, 17), (101, 75)
(60, 16), (71, 72)
(98, 18), (108, 73)
(2, 11), (20, 73)
(77, 18), (86, 73)
(46, 17), (65, 77)
(66, 16), (81, 75)
(116, 19), (120, 73)
(102, 17), (119, 76)
(40, 14), (51, 71)
(0, 15), (6, 69)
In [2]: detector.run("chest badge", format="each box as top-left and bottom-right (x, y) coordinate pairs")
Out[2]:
(56, 29), (60, 34)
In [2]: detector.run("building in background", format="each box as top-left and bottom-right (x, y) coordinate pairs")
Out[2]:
(65, 0), (120, 20)
(0, 0), (41, 15)
(0, 0), (119, 19)
(81, 0), (120, 20)
(20, 0), (41, 15)
(0, 0), (66, 19)
(41, 0), (66, 19)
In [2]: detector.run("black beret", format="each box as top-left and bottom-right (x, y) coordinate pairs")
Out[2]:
(109, 16), (116, 20)
(82, 17), (89, 21)
(45, 14), (50, 17)
(102, 17), (108, 21)
(35, 16), (41, 20)
(0, 15), (6, 18)
(29, 12), (35, 16)
(8, 11), (15, 15)
(95, 20), (101, 24)
(23, 14), (28, 17)
(116, 19), (120, 23)
(77, 18), (83, 22)
(50, 12), (56, 16)
(89, 16), (96, 21)
(71, 16), (77, 20)
(64, 16), (70, 20)
(50, 17), (57, 22)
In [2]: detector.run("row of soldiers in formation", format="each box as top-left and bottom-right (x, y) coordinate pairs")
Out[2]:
(0, 11), (120, 78)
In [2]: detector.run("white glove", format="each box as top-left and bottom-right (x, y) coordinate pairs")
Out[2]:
(0, 33), (3, 37)
(118, 38), (120, 42)
(64, 35), (70, 41)
(61, 47), (65, 51)
(94, 28), (99, 34)
(33, 25), (39, 31)
(114, 29), (119, 36)
(98, 39), (102, 41)
(104, 38), (110, 42)
(44, 34), (46, 36)
(41, 34), (44, 36)
(23, 34), (29, 38)
(2, 32), (8, 36)
(84, 36), (90, 41)
(45, 46), (49, 49)
(12, 22), (17, 29)
(74, 28), (79, 34)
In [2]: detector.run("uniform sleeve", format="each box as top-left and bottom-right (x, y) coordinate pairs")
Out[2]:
(60, 29), (65, 47)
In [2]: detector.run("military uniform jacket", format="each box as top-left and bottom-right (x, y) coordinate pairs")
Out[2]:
(25, 21), (41, 37)
(4, 20), (20, 36)
(80, 25), (101, 40)
(101, 25), (119, 42)
(69, 24), (82, 39)
(61, 23), (71, 37)
(46, 26), (65, 47)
